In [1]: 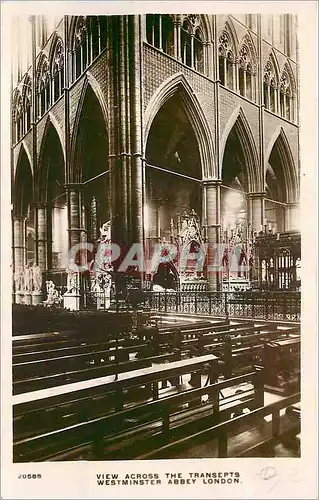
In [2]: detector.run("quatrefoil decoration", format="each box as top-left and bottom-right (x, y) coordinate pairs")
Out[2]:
(219, 31), (229, 47)
(188, 14), (197, 25)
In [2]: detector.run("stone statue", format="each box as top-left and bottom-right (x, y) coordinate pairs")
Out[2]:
(32, 264), (42, 293)
(14, 266), (24, 292)
(99, 221), (111, 243)
(65, 271), (79, 294)
(24, 266), (33, 293)
(43, 280), (62, 306)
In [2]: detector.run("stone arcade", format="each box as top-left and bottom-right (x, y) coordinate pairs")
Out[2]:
(11, 14), (300, 308)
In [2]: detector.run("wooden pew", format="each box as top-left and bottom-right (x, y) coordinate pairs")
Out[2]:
(263, 338), (300, 395)
(13, 337), (144, 364)
(13, 342), (149, 378)
(13, 368), (261, 462)
(219, 327), (300, 379)
(13, 354), (218, 432)
(136, 392), (301, 460)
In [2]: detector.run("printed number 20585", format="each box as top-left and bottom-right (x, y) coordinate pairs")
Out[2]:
(18, 474), (42, 479)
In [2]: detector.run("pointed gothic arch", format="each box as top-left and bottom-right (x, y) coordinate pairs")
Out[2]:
(264, 49), (280, 83)
(280, 60), (296, 95)
(14, 144), (34, 217)
(144, 73), (216, 179)
(37, 117), (66, 201)
(69, 79), (109, 243)
(220, 106), (260, 192)
(220, 17), (239, 53)
(69, 74), (108, 183)
(238, 32), (258, 101)
(265, 127), (298, 203)
(239, 31), (257, 67)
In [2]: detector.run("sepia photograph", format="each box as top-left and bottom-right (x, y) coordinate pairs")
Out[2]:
(1, 2), (318, 499)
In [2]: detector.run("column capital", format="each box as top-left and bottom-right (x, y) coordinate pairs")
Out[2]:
(35, 202), (47, 209)
(64, 183), (83, 191)
(202, 179), (222, 187)
(248, 191), (266, 199)
(12, 215), (27, 223)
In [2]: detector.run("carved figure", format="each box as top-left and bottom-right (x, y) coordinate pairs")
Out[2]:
(32, 265), (42, 292)
(14, 266), (24, 292)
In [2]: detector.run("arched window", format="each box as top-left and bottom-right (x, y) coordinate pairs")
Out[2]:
(25, 98), (31, 131)
(146, 14), (174, 55)
(246, 63), (253, 100)
(15, 95), (24, 142)
(181, 20), (192, 67)
(37, 57), (51, 117)
(71, 16), (107, 82)
(162, 15), (174, 56)
(279, 66), (295, 121)
(263, 81), (269, 107)
(90, 16), (100, 60)
(218, 30), (235, 90)
(270, 78), (276, 113)
(226, 51), (234, 89)
(73, 17), (88, 80)
(146, 14), (206, 74)
(263, 57), (278, 113)
(238, 66), (245, 96)
(279, 83), (285, 117)
(146, 14), (159, 48)
(88, 16), (107, 63)
(22, 77), (32, 132)
(194, 28), (204, 73)
(219, 55), (225, 85)
(237, 39), (257, 101)
(51, 39), (64, 103)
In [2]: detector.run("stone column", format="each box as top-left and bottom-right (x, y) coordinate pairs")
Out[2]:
(190, 35), (194, 68)
(158, 15), (163, 51)
(249, 192), (265, 234)
(173, 22), (179, 59)
(64, 184), (85, 310)
(286, 202), (299, 231)
(203, 180), (221, 291)
(13, 216), (26, 272)
(36, 204), (47, 271)
(13, 216), (26, 303)
(66, 184), (85, 262)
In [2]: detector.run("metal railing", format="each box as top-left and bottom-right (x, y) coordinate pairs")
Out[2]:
(45, 287), (301, 322)
(139, 291), (301, 322)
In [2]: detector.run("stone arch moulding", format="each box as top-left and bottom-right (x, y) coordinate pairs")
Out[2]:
(37, 116), (66, 201)
(71, 71), (109, 145)
(264, 49), (280, 83)
(280, 60), (297, 95)
(219, 17), (239, 56)
(239, 31), (258, 68)
(37, 114), (66, 164)
(69, 72), (109, 164)
(220, 106), (261, 193)
(265, 127), (299, 203)
(198, 14), (213, 43)
(13, 141), (33, 183)
(48, 32), (62, 68)
(143, 72), (216, 179)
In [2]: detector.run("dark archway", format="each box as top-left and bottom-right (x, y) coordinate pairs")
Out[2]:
(145, 92), (203, 288)
(74, 84), (109, 244)
(15, 146), (35, 266)
(145, 92), (202, 244)
(265, 132), (295, 233)
(39, 122), (66, 270)
(221, 124), (253, 283)
(221, 126), (248, 232)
